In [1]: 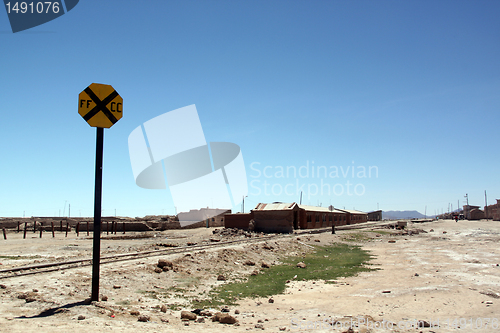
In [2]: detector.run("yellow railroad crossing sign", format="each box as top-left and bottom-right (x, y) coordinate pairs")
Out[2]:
(78, 83), (123, 128)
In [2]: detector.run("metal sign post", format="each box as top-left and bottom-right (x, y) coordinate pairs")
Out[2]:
(78, 83), (122, 302)
(91, 127), (104, 302)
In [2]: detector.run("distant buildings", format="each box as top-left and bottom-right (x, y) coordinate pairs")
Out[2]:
(177, 208), (230, 228)
(224, 202), (368, 233)
(485, 199), (500, 221)
(367, 210), (382, 221)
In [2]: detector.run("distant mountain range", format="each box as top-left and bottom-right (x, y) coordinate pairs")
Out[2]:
(382, 210), (427, 220)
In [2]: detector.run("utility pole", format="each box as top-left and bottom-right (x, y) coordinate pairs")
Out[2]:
(485, 190), (488, 218)
(464, 193), (469, 219)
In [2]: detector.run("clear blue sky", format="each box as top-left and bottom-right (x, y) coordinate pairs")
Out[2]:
(1, 0), (499, 218)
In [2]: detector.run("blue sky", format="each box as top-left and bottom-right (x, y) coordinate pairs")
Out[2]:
(1, 0), (499, 218)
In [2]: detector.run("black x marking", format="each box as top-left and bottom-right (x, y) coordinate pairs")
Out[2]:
(83, 87), (119, 124)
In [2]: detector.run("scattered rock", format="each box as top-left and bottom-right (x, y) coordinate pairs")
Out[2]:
(219, 313), (238, 324)
(382, 290), (391, 293)
(314, 239), (320, 242)
(0, 284), (7, 289)
(17, 292), (36, 302)
(113, 285), (121, 289)
(443, 231), (447, 234)
(268, 298), (274, 303)
(187, 242), (197, 246)
(263, 243), (274, 250)
(181, 310), (197, 320)
(417, 320), (430, 327)
(251, 270), (259, 276)
(296, 262), (307, 268)
(244, 260), (256, 266)
(210, 238), (221, 242)
(130, 310), (140, 316)
(414, 273), (419, 277)
(200, 310), (212, 316)
(279, 326), (287, 331)
(138, 315), (150, 322)
(429, 229), (434, 232)
(158, 259), (173, 268)
(154, 267), (163, 273)
(388, 240), (396, 243)
(261, 261), (270, 268)
(221, 306), (230, 313)
(235, 309), (240, 314)
(101, 295), (108, 301)
(197, 317), (205, 323)
(160, 304), (168, 313)
(217, 275), (226, 281)
(77, 315), (85, 320)
(255, 323), (264, 329)
(212, 312), (223, 322)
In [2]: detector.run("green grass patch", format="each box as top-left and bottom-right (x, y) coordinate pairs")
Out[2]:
(366, 230), (391, 235)
(192, 243), (376, 308)
(0, 255), (41, 260)
(341, 232), (373, 242)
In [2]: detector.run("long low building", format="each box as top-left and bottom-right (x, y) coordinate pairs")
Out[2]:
(225, 202), (367, 233)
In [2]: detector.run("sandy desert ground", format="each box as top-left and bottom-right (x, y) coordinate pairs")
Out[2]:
(0, 219), (499, 333)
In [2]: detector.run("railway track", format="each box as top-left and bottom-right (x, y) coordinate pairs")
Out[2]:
(0, 219), (411, 280)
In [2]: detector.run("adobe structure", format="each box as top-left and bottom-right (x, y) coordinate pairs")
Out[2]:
(224, 202), (368, 233)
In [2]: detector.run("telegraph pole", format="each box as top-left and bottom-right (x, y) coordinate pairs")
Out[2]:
(485, 190), (488, 218)
(464, 193), (469, 219)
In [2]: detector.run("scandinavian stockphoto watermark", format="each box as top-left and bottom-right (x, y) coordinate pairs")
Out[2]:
(128, 105), (248, 227)
(3, 0), (79, 33)
(249, 161), (378, 199)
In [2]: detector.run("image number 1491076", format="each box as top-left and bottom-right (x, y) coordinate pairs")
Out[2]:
(3, 0), (80, 33)
(5, 2), (60, 14)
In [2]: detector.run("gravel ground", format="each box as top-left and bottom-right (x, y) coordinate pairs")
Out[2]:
(0, 220), (499, 332)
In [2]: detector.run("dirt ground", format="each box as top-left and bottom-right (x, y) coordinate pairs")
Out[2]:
(0, 219), (499, 332)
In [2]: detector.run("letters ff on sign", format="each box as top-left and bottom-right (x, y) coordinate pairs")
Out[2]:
(78, 83), (123, 128)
